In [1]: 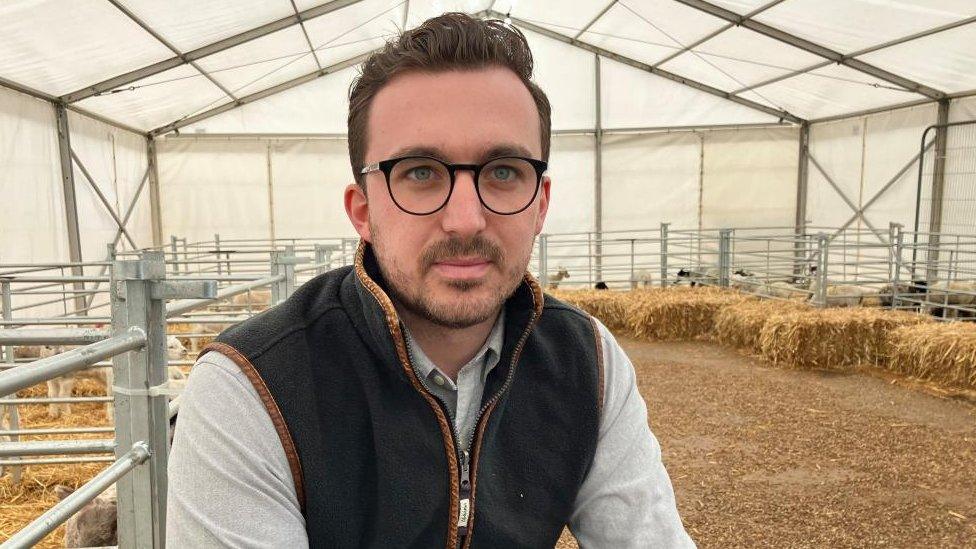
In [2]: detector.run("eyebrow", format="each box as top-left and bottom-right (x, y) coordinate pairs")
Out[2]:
(388, 143), (536, 163)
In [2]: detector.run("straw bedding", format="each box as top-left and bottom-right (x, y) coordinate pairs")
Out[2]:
(886, 322), (976, 390)
(756, 308), (929, 371)
(713, 300), (811, 352)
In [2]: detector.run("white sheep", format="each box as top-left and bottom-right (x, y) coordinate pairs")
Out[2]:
(547, 267), (570, 290)
(631, 269), (654, 289)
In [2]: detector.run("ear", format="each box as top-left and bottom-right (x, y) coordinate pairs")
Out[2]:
(54, 484), (75, 500)
(534, 175), (551, 235)
(344, 183), (372, 242)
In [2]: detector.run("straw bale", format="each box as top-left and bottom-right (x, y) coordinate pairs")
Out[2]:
(551, 287), (753, 341)
(758, 308), (929, 371)
(548, 289), (634, 333)
(713, 300), (812, 353)
(624, 287), (753, 341)
(886, 322), (976, 390)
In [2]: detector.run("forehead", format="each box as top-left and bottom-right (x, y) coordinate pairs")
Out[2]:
(365, 66), (542, 161)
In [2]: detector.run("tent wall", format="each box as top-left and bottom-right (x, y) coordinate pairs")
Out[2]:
(68, 111), (152, 259)
(0, 86), (66, 264)
(806, 103), (939, 235)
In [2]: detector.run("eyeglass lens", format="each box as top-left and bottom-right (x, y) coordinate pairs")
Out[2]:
(388, 157), (538, 215)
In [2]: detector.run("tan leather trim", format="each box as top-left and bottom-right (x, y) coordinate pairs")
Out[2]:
(589, 316), (606, 419)
(462, 275), (543, 549)
(201, 341), (307, 514)
(353, 241), (460, 549)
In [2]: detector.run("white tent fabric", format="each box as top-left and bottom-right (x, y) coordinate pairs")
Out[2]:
(2, 0), (976, 280)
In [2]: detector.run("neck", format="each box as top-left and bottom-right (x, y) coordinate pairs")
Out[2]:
(395, 304), (501, 381)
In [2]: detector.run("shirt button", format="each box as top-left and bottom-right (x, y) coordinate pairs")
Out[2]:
(433, 375), (446, 386)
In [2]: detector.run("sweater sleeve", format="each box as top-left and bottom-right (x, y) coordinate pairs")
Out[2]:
(568, 318), (696, 548)
(166, 351), (308, 548)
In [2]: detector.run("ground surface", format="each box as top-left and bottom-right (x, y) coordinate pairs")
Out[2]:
(557, 338), (976, 548)
(3, 343), (975, 547)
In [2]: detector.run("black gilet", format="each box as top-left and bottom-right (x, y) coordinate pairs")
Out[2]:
(205, 243), (603, 548)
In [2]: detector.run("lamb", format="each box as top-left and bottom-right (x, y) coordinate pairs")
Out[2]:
(54, 483), (117, 548)
(631, 269), (654, 289)
(547, 267), (570, 290)
(230, 288), (272, 310)
(765, 280), (809, 300)
(594, 281), (609, 290)
(42, 336), (187, 419)
(915, 280), (976, 318)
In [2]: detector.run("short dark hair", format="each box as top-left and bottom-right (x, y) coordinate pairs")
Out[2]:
(347, 12), (552, 187)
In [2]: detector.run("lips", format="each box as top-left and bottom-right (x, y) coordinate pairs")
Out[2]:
(432, 257), (492, 279)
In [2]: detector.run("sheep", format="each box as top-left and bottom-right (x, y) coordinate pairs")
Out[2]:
(54, 484), (118, 548)
(676, 267), (720, 287)
(915, 280), (976, 318)
(765, 280), (809, 300)
(42, 336), (188, 419)
(631, 269), (654, 289)
(807, 279), (882, 307)
(547, 267), (570, 290)
(594, 281), (609, 290)
(230, 288), (272, 310)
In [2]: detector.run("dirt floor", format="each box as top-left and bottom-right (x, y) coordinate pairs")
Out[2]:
(558, 338), (976, 548)
(3, 344), (976, 547)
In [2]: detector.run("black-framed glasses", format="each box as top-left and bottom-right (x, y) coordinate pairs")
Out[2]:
(360, 155), (548, 216)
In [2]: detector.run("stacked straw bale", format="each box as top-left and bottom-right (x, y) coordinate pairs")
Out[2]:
(624, 287), (752, 341)
(713, 300), (812, 353)
(886, 322), (976, 390)
(551, 287), (752, 341)
(548, 289), (633, 333)
(758, 308), (929, 371)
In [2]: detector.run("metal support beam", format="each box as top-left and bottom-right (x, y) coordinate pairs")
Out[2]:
(147, 138), (164, 247)
(926, 100), (951, 280)
(573, 0), (618, 40)
(54, 104), (88, 316)
(61, 0), (366, 104)
(0, 76), (144, 136)
(673, 0), (945, 100)
(107, 0), (239, 102)
(291, 0), (324, 70)
(69, 149), (139, 248)
(150, 50), (376, 136)
(652, 0), (787, 68)
(594, 54), (604, 282)
(794, 122), (809, 236)
(808, 152), (886, 243)
(733, 15), (976, 97)
(492, 11), (804, 124)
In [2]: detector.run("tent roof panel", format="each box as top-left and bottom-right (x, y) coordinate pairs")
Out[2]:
(755, 0), (976, 54)
(182, 65), (360, 134)
(579, 2), (727, 66)
(521, 28), (597, 130)
(116, 0), (295, 52)
(195, 26), (320, 98)
(583, 1), (729, 65)
(405, 0), (487, 28)
(502, 0), (612, 37)
(658, 26), (825, 91)
(0, 0), (173, 96)
(601, 56), (781, 128)
(74, 64), (227, 131)
(857, 22), (976, 94)
(744, 64), (927, 120)
(302, 0), (403, 65)
(703, 0), (771, 15)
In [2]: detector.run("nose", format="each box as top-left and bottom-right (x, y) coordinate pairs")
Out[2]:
(440, 169), (487, 237)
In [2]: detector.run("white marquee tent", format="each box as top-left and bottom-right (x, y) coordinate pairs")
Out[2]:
(2, 0), (975, 267)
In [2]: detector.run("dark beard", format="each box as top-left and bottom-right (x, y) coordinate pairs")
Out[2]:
(373, 233), (527, 329)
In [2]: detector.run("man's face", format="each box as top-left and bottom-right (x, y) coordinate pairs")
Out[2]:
(345, 67), (550, 329)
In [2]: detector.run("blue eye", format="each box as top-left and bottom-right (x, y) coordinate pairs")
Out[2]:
(409, 167), (433, 181)
(491, 166), (515, 180)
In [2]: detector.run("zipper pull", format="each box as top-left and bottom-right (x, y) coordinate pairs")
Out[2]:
(458, 449), (472, 536)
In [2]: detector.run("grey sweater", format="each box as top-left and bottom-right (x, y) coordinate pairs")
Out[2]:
(166, 317), (695, 548)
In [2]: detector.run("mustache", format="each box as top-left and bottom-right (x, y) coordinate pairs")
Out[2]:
(421, 236), (504, 271)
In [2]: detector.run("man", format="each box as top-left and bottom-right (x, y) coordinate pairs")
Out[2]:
(167, 13), (693, 548)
